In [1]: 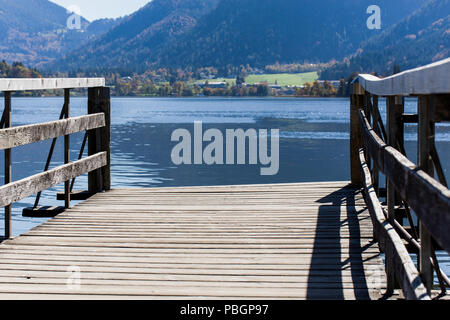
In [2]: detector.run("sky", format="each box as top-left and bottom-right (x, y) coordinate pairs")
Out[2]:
(49, 0), (151, 21)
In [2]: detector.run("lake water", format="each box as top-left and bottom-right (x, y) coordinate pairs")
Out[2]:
(1, 97), (449, 282)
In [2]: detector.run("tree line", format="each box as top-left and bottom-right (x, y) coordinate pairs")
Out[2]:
(0, 60), (352, 97)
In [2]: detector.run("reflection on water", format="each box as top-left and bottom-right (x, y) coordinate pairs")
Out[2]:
(0, 97), (449, 279)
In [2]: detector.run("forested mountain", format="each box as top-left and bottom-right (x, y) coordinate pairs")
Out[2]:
(0, 0), (121, 67)
(86, 18), (123, 36)
(320, 0), (450, 79)
(1, 0), (445, 77)
(154, 0), (428, 69)
(50, 0), (221, 73)
(50, 0), (427, 72)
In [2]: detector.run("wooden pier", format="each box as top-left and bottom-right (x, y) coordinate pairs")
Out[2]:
(0, 59), (449, 300)
(0, 182), (385, 299)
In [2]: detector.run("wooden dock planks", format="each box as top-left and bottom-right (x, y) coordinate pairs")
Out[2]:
(0, 181), (386, 299)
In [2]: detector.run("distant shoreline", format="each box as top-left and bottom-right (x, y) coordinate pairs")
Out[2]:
(15, 94), (348, 99)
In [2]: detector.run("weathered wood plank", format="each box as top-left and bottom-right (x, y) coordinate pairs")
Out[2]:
(432, 94), (450, 122)
(0, 260), (383, 273)
(8, 235), (376, 244)
(0, 277), (381, 290)
(0, 278), (380, 290)
(22, 206), (65, 218)
(0, 255), (382, 267)
(56, 190), (94, 201)
(0, 246), (381, 256)
(0, 152), (107, 208)
(417, 96), (434, 294)
(0, 113), (105, 150)
(0, 272), (381, 286)
(64, 89), (71, 209)
(0, 284), (379, 299)
(0, 78), (105, 91)
(357, 58), (450, 96)
(3, 91), (11, 239)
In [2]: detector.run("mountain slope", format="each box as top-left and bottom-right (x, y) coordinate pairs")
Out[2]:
(0, 0), (69, 35)
(51, 0), (427, 72)
(51, 0), (221, 73)
(156, 0), (428, 69)
(0, 0), (121, 67)
(320, 0), (450, 79)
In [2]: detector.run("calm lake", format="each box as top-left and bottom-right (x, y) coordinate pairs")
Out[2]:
(1, 96), (449, 280)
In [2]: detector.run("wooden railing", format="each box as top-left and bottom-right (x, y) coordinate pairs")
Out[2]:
(0, 78), (111, 239)
(350, 58), (450, 300)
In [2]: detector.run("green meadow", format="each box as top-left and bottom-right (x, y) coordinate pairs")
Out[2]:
(246, 72), (318, 86)
(194, 71), (319, 87)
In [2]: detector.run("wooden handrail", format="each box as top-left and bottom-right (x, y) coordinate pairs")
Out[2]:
(0, 113), (105, 150)
(0, 80), (110, 239)
(0, 152), (107, 208)
(355, 58), (450, 96)
(350, 58), (450, 297)
(359, 110), (450, 253)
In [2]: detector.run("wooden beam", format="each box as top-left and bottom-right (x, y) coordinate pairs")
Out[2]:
(357, 58), (450, 96)
(350, 86), (365, 186)
(0, 113), (105, 150)
(64, 89), (71, 210)
(370, 95), (380, 195)
(99, 87), (111, 191)
(386, 96), (405, 227)
(417, 96), (434, 295)
(386, 96), (400, 292)
(3, 92), (11, 239)
(0, 78), (105, 91)
(88, 87), (111, 193)
(386, 97), (398, 223)
(23, 206), (65, 218)
(401, 114), (418, 124)
(359, 149), (430, 300)
(88, 88), (102, 193)
(56, 190), (94, 201)
(431, 94), (450, 122)
(0, 152), (107, 208)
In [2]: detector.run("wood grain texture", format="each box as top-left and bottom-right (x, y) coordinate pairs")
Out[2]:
(357, 58), (450, 96)
(0, 152), (107, 208)
(0, 113), (105, 150)
(0, 78), (105, 91)
(3, 92), (11, 239)
(0, 182), (387, 300)
(350, 93), (364, 186)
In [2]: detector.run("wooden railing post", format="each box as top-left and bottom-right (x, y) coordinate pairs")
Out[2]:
(350, 83), (365, 186)
(418, 95), (434, 295)
(100, 87), (111, 191)
(371, 95), (380, 194)
(64, 89), (71, 209)
(3, 92), (11, 239)
(385, 96), (405, 292)
(88, 87), (111, 193)
(386, 96), (405, 224)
